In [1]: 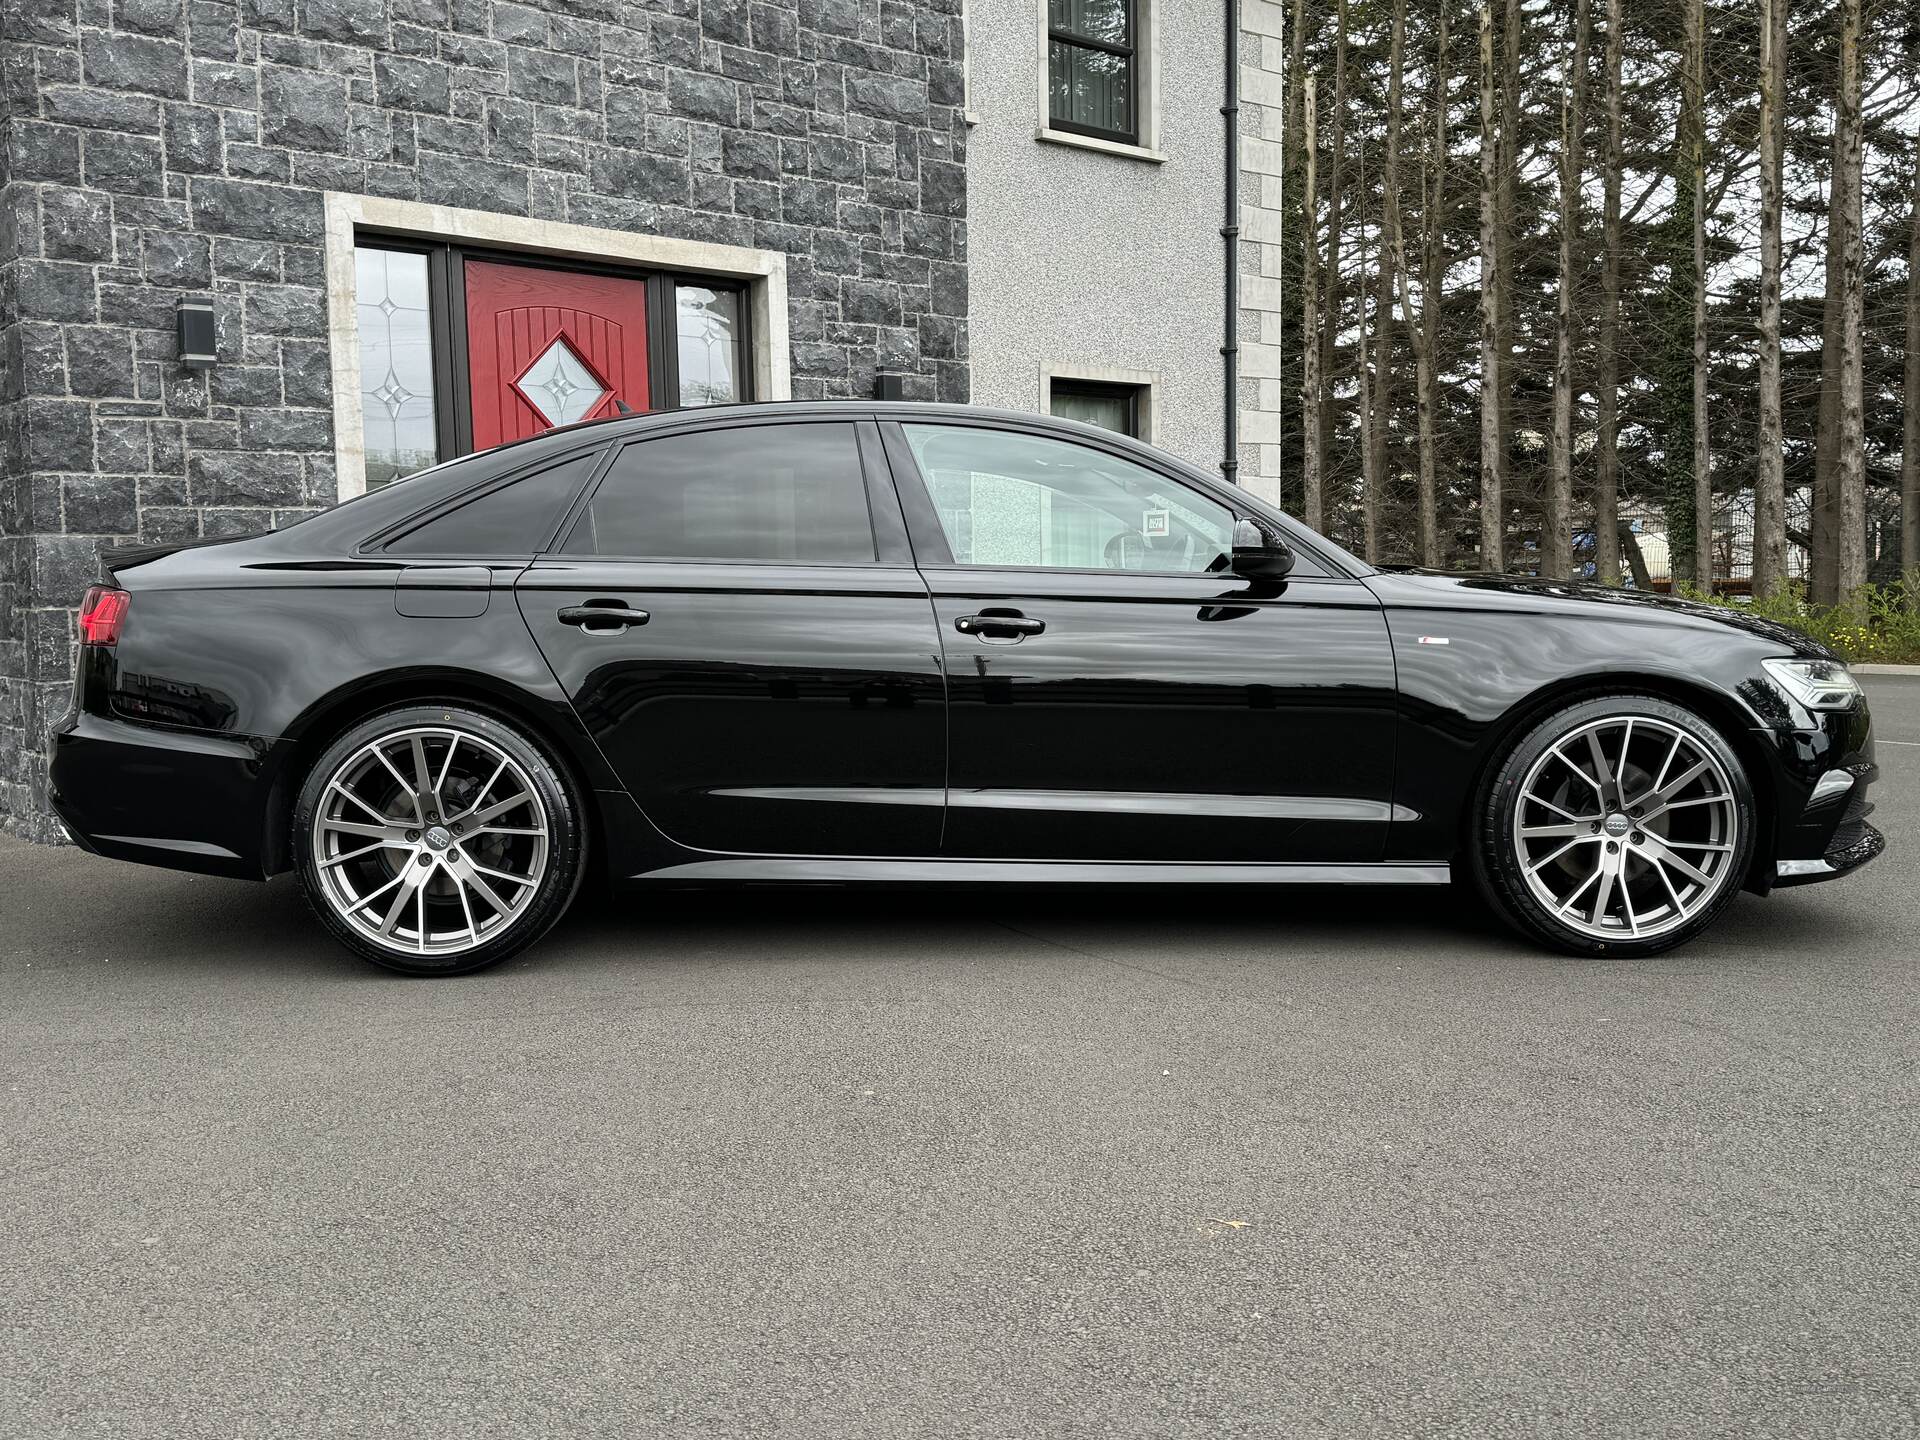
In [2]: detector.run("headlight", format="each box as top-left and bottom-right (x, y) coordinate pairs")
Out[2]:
(1761, 657), (1861, 711)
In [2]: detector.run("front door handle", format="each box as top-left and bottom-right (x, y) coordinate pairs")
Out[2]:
(955, 611), (1045, 639)
(559, 601), (650, 632)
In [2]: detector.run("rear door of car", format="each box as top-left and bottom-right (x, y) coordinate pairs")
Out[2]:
(514, 415), (947, 858)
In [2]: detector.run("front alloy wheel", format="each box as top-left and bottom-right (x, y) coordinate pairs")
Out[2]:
(293, 705), (584, 975)
(1476, 696), (1756, 956)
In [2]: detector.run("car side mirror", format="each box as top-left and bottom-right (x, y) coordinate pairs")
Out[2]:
(1230, 517), (1295, 582)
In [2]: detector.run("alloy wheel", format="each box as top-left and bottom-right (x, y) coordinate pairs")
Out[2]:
(1512, 715), (1741, 942)
(309, 725), (550, 957)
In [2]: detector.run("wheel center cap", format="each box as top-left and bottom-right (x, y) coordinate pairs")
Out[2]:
(1603, 813), (1633, 838)
(423, 825), (452, 851)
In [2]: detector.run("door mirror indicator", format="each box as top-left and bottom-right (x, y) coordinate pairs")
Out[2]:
(1230, 518), (1296, 582)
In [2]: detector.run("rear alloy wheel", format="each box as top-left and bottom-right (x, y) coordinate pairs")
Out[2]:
(293, 705), (584, 975)
(1474, 695), (1756, 956)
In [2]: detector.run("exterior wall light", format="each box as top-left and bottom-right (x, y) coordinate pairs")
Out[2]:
(177, 301), (217, 369)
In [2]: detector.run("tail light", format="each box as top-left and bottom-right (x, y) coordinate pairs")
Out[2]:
(77, 585), (130, 646)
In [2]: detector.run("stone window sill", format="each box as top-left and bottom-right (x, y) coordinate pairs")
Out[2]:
(1034, 127), (1166, 164)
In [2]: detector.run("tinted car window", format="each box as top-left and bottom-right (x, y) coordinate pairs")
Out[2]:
(901, 424), (1233, 573)
(562, 423), (875, 563)
(386, 451), (599, 556)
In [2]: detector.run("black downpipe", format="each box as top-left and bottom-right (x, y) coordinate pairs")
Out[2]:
(1221, 0), (1240, 483)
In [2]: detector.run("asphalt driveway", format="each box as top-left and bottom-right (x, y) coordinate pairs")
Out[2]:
(4, 676), (1917, 1438)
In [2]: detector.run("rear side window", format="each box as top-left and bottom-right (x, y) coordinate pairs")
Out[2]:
(386, 452), (599, 556)
(561, 422), (875, 564)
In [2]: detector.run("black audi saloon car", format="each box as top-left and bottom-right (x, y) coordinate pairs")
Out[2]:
(49, 402), (1882, 975)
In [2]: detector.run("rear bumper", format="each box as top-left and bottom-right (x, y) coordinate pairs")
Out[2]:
(48, 709), (275, 881)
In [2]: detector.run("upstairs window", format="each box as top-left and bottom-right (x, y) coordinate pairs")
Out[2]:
(1047, 0), (1137, 144)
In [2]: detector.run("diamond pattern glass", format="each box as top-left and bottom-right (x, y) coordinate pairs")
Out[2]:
(516, 337), (610, 428)
(354, 247), (440, 490)
(675, 285), (740, 407)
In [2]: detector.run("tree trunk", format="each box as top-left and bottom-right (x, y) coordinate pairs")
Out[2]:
(1547, 0), (1591, 580)
(1283, 0), (1306, 163)
(1322, 0), (1349, 485)
(1358, 138), (1377, 563)
(1497, 0), (1520, 558)
(1621, 522), (1653, 590)
(1478, 2), (1504, 572)
(1663, 0), (1704, 593)
(1753, 0), (1789, 598)
(1835, 0), (1867, 602)
(1594, 0), (1623, 585)
(1368, 0), (1405, 566)
(1302, 75), (1324, 534)
(1905, 127), (1920, 574)
(1688, 0), (1711, 591)
(1281, 0), (1306, 515)
(1419, 0), (1447, 569)
(1812, 123), (1845, 606)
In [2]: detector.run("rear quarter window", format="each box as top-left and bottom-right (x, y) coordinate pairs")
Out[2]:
(385, 451), (601, 557)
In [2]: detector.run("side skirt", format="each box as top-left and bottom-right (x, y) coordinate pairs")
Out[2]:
(632, 858), (1454, 886)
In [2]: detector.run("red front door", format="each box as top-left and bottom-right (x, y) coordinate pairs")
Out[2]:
(464, 260), (651, 450)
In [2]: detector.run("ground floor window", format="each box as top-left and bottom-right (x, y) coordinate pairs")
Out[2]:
(355, 247), (441, 488)
(1049, 376), (1144, 438)
(352, 238), (751, 489)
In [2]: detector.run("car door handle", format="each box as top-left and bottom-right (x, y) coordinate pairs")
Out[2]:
(559, 602), (650, 631)
(955, 611), (1045, 638)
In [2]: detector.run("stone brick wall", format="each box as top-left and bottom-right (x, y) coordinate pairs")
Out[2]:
(0, 0), (970, 841)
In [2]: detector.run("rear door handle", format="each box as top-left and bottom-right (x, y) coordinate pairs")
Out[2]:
(559, 602), (650, 631)
(955, 611), (1045, 639)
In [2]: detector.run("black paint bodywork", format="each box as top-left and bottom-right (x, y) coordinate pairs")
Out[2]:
(47, 402), (1881, 899)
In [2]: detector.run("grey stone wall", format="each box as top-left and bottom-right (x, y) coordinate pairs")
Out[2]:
(0, 0), (970, 841)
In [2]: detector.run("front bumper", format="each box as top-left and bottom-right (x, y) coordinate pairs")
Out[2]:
(1773, 759), (1884, 886)
(1759, 664), (1884, 896)
(48, 709), (277, 881)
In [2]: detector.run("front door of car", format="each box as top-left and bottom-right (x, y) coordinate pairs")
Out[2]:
(515, 418), (946, 858)
(882, 420), (1399, 863)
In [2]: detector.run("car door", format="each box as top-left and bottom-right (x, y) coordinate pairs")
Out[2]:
(515, 417), (946, 858)
(881, 419), (1398, 864)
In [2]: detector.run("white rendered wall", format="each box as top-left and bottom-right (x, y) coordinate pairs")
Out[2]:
(965, 0), (1227, 475)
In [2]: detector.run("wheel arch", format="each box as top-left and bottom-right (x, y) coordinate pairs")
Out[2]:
(261, 669), (612, 878)
(1458, 669), (1780, 893)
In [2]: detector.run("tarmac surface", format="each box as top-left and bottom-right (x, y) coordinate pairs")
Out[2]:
(4, 674), (1917, 1437)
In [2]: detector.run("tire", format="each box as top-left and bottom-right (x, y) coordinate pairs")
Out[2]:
(292, 703), (586, 976)
(1471, 694), (1756, 958)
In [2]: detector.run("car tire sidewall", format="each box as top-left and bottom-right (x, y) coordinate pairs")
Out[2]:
(291, 703), (585, 976)
(1474, 695), (1757, 957)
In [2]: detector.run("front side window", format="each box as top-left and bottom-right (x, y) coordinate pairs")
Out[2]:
(1047, 0), (1136, 143)
(902, 425), (1231, 573)
(355, 246), (441, 489)
(387, 451), (600, 556)
(562, 423), (875, 563)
